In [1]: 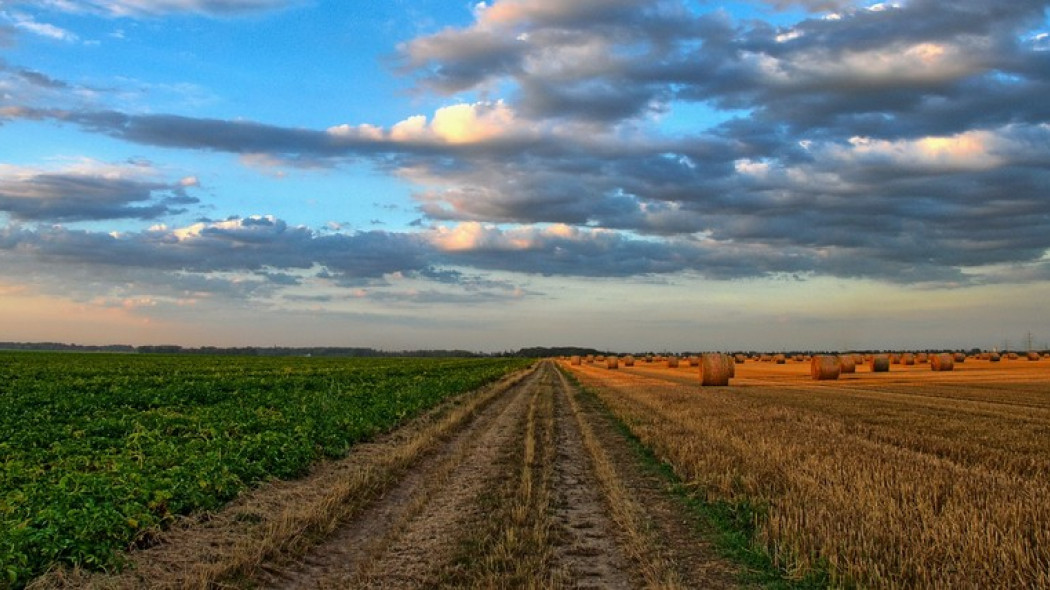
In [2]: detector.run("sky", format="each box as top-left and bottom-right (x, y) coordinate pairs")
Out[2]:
(1, 0), (1048, 352)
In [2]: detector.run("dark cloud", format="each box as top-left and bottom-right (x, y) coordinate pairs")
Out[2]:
(14, 68), (70, 89)
(0, 217), (431, 282)
(3, 0), (1049, 293)
(0, 171), (198, 221)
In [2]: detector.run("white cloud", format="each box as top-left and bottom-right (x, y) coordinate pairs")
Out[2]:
(6, 12), (79, 42)
(385, 101), (531, 145)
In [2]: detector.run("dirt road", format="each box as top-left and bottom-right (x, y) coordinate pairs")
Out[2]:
(36, 361), (741, 589)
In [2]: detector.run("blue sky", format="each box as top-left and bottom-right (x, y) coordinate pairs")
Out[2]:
(1, 0), (1049, 351)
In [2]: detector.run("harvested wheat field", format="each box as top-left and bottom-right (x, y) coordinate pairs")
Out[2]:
(562, 356), (1050, 588)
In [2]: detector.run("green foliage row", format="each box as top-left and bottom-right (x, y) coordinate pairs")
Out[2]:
(0, 352), (530, 588)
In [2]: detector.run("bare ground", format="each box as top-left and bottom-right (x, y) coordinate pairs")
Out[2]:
(33, 361), (744, 589)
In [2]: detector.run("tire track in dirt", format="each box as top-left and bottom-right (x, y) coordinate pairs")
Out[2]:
(36, 361), (745, 589)
(270, 360), (744, 588)
(264, 364), (543, 588)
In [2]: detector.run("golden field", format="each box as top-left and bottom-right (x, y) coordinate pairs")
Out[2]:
(562, 356), (1050, 588)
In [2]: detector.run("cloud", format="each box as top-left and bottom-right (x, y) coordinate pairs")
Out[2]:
(0, 159), (199, 221)
(4, 0), (1050, 295)
(4, 12), (79, 42)
(19, 0), (304, 17)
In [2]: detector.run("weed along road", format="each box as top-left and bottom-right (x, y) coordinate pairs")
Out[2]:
(42, 360), (740, 589)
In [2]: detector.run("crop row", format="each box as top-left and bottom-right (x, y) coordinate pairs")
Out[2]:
(0, 353), (530, 588)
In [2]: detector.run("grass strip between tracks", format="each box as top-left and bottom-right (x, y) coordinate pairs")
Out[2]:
(557, 367), (831, 590)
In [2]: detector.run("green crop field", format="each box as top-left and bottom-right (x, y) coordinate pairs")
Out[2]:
(0, 352), (530, 587)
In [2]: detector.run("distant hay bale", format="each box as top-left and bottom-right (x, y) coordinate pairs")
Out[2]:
(811, 355), (841, 380)
(916, 353), (928, 363)
(685, 356), (698, 367)
(760, 354), (772, 362)
(666, 357), (679, 368)
(700, 353), (732, 386)
(870, 354), (890, 372)
(606, 357), (619, 369)
(890, 353), (901, 365)
(901, 353), (915, 365)
(989, 352), (1001, 362)
(793, 354), (805, 362)
(734, 353), (746, 364)
(570, 355), (581, 366)
(623, 355), (635, 366)
(1007, 352), (1019, 360)
(931, 353), (954, 371)
(773, 354), (786, 364)
(1028, 352), (1040, 361)
(585, 355), (595, 363)
(838, 355), (856, 374)
(953, 352), (966, 363)
(645, 355), (654, 363)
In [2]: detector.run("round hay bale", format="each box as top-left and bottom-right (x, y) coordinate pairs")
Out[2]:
(901, 353), (915, 365)
(773, 354), (786, 364)
(811, 355), (841, 380)
(870, 354), (890, 372)
(666, 357), (679, 368)
(606, 357), (619, 369)
(1007, 352), (1019, 360)
(700, 353), (732, 386)
(989, 352), (1001, 362)
(1028, 351), (1040, 361)
(931, 353), (954, 371)
(686, 356), (699, 367)
(953, 352), (966, 363)
(916, 353), (928, 363)
(645, 355), (654, 363)
(585, 355), (595, 363)
(760, 354), (772, 362)
(890, 353), (901, 365)
(838, 355), (856, 374)
(734, 353), (746, 364)
(570, 355), (581, 366)
(623, 355), (635, 367)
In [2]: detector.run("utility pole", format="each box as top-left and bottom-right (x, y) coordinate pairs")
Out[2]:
(1027, 331), (1034, 352)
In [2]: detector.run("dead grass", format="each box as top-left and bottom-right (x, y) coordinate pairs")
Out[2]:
(564, 358), (1050, 588)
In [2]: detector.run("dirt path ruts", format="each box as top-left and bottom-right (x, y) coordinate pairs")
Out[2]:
(265, 359), (542, 588)
(263, 360), (744, 588)
(33, 361), (745, 589)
